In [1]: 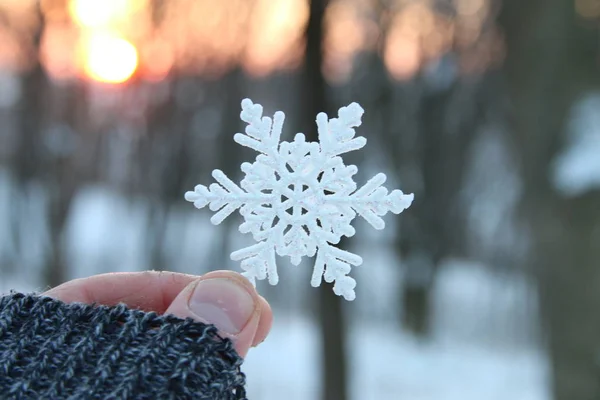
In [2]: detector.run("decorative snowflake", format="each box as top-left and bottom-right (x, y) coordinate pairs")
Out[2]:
(185, 99), (414, 300)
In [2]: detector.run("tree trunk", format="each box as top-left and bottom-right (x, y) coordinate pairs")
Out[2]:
(389, 74), (483, 336)
(12, 5), (71, 288)
(210, 68), (244, 268)
(304, 1), (348, 399)
(499, 1), (600, 398)
(44, 81), (87, 288)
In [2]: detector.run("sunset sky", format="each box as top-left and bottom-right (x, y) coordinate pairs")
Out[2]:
(0, 0), (516, 84)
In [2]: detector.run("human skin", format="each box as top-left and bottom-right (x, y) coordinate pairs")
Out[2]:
(43, 270), (273, 358)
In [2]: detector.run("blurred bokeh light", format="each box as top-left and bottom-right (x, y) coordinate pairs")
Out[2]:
(82, 33), (138, 83)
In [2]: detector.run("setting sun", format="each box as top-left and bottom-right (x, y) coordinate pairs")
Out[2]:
(82, 33), (138, 84)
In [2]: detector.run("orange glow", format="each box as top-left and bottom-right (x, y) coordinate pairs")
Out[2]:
(41, 25), (79, 80)
(0, 27), (25, 72)
(140, 38), (174, 81)
(325, 3), (364, 55)
(158, 0), (251, 77)
(41, 0), (69, 21)
(82, 33), (138, 83)
(69, 0), (129, 27)
(323, 1), (365, 83)
(384, 7), (429, 81)
(243, 0), (309, 77)
(384, 31), (421, 81)
(69, 0), (147, 27)
(397, 3), (435, 38)
(0, 0), (38, 17)
(455, 0), (487, 16)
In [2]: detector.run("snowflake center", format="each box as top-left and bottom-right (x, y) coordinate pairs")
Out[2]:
(277, 182), (315, 222)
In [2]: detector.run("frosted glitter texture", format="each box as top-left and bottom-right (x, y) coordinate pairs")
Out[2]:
(185, 99), (414, 300)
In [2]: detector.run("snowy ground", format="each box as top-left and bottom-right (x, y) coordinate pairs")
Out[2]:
(244, 317), (548, 400)
(0, 182), (550, 400)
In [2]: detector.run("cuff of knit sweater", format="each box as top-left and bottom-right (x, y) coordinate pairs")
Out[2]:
(0, 292), (247, 400)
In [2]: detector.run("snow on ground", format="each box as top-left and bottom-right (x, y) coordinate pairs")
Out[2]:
(64, 185), (145, 277)
(244, 314), (548, 400)
(245, 221), (548, 400)
(244, 315), (321, 400)
(350, 323), (547, 400)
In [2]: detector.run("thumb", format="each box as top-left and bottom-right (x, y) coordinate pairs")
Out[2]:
(164, 271), (262, 358)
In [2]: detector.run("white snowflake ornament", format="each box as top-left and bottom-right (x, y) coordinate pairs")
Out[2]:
(185, 99), (414, 300)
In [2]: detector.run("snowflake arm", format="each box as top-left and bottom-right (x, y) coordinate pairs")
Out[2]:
(231, 242), (278, 285)
(316, 102), (367, 157)
(184, 170), (267, 225)
(233, 98), (284, 162)
(349, 173), (415, 230)
(185, 98), (414, 301)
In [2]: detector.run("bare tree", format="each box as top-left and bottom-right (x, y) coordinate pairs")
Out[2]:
(6, 5), (46, 276)
(207, 67), (245, 268)
(10, 3), (76, 288)
(302, 1), (348, 399)
(499, 1), (600, 398)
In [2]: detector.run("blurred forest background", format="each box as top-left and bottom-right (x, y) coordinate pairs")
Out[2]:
(0, 0), (599, 399)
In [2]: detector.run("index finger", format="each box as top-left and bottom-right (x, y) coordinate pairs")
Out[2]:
(43, 271), (199, 313)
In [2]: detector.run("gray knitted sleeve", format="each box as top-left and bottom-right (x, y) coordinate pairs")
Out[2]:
(0, 292), (247, 400)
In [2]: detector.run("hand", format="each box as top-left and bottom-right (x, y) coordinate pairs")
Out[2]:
(43, 270), (273, 358)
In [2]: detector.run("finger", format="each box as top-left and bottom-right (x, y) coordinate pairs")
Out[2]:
(43, 271), (199, 313)
(43, 270), (274, 356)
(164, 270), (272, 357)
(252, 296), (273, 347)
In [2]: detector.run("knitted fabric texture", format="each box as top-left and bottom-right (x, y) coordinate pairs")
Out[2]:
(0, 292), (247, 400)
